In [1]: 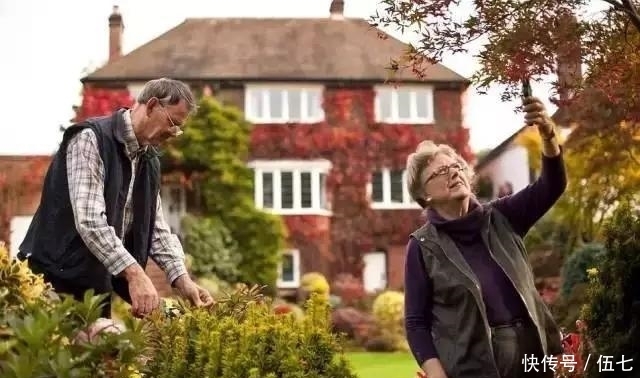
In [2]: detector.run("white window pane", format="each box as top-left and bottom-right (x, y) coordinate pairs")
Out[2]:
(269, 90), (283, 119)
(281, 171), (294, 208)
(319, 173), (328, 209)
(307, 90), (322, 118)
(397, 90), (411, 119)
(288, 90), (302, 120)
(249, 90), (263, 118)
(300, 172), (312, 208)
(377, 90), (392, 120)
(390, 170), (404, 202)
(262, 172), (273, 208)
(415, 90), (430, 119)
(371, 172), (384, 202)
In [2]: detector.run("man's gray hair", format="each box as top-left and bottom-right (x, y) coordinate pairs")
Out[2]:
(405, 140), (474, 208)
(136, 78), (197, 113)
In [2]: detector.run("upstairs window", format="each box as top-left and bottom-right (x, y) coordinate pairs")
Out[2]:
(245, 84), (324, 123)
(370, 169), (420, 209)
(249, 159), (331, 215)
(374, 85), (434, 124)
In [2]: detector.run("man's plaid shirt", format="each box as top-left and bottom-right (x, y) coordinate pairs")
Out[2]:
(66, 110), (187, 284)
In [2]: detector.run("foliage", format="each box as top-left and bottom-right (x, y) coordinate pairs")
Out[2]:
(180, 214), (241, 282)
(301, 272), (331, 302)
(164, 96), (287, 292)
(550, 282), (589, 329)
(369, 290), (408, 352)
(143, 285), (358, 378)
(552, 129), (640, 249)
(196, 274), (233, 299)
(560, 243), (606, 297)
(0, 252), (145, 378)
(0, 244), (51, 313)
(581, 203), (640, 378)
(331, 307), (374, 346)
(332, 273), (367, 308)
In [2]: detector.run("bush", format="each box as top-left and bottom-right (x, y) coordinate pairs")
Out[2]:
(581, 204), (640, 378)
(196, 274), (233, 299)
(143, 285), (357, 378)
(560, 242), (606, 297)
(332, 273), (366, 308)
(331, 307), (374, 343)
(369, 290), (408, 352)
(0, 246), (145, 378)
(181, 215), (241, 282)
(301, 272), (330, 302)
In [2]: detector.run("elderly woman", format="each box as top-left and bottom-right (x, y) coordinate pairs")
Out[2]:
(404, 97), (566, 378)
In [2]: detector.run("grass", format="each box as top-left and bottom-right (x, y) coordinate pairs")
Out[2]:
(345, 352), (417, 378)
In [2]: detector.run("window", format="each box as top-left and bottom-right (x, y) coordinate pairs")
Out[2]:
(369, 169), (420, 209)
(277, 249), (301, 289)
(248, 159), (332, 215)
(245, 84), (324, 123)
(374, 85), (434, 124)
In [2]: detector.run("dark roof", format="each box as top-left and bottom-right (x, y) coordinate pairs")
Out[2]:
(474, 125), (527, 171)
(83, 18), (469, 84)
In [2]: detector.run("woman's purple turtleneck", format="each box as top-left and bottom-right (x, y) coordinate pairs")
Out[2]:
(404, 152), (567, 367)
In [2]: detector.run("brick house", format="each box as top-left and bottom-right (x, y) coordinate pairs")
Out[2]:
(61, 1), (472, 294)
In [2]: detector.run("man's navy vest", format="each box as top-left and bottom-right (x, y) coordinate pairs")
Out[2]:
(19, 109), (161, 294)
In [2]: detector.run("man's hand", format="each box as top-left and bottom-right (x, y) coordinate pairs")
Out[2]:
(173, 274), (214, 307)
(123, 264), (160, 318)
(523, 96), (556, 139)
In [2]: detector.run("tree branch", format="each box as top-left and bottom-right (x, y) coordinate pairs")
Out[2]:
(602, 0), (640, 32)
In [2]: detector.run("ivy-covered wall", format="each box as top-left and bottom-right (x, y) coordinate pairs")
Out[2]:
(75, 83), (473, 289)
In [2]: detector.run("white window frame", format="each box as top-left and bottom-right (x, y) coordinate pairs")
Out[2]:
(374, 84), (435, 124)
(368, 168), (421, 210)
(244, 83), (325, 124)
(248, 159), (332, 216)
(277, 249), (301, 289)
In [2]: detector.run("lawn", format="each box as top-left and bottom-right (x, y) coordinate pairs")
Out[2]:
(346, 352), (417, 378)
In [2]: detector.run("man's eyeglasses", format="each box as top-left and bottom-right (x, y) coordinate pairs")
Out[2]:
(159, 106), (184, 136)
(425, 163), (464, 184)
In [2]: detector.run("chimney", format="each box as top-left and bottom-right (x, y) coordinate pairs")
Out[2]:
(329, 0), (345, 20)
(108, 5), (124, 61)
(556, 12), (582, 104)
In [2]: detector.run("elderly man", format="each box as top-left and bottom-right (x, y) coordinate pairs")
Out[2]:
(18, 78), (212, 318)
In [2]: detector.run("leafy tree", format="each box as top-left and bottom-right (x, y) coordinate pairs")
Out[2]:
(581, 203), (640, 377)
(180, 214), (241, 282)
(560, 242), (606, 297)
(370, 0), (640, 160)
(164, 95), (287, 292)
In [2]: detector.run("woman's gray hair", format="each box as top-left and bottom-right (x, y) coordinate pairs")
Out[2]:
(136, 78), (197, 113)
(405, 140), (474, 208)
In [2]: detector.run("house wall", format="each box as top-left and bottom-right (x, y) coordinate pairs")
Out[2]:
(125, 82), (468, 293)
(480, 144), (531, 199)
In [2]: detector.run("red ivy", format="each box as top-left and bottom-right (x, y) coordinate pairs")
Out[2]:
(250, 88), (472, 279)
(74, 85), (134, 122)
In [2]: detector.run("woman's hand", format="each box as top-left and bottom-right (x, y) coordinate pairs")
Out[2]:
(523, 96), (561, 156)
(420, 358), (448, 378)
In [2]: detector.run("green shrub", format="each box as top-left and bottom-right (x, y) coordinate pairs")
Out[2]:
(369, 290), (408, 352)
(582, 203), (640, 378)
(181, 214), (241, 282)
(301, 272), (331, 302)
(143, 285), (357, 378)
(196, 274), (233, 298)
(560, 242), (606, 297)
(0, 250), (145, 378)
